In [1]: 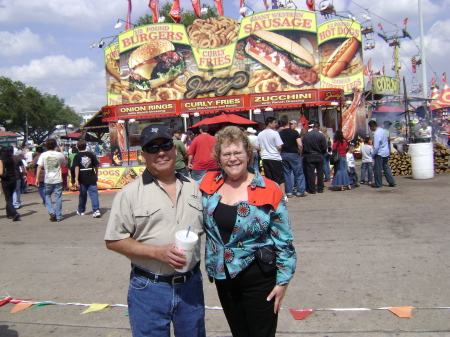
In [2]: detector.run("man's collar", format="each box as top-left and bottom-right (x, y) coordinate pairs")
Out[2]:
(142, 168), (189, 185)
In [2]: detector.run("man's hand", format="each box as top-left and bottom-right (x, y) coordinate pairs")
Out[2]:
(267, 285), (287, 313)
(155, 244), (187, 269)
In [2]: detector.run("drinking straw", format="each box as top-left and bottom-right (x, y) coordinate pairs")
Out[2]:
(186, 226), (191, 238)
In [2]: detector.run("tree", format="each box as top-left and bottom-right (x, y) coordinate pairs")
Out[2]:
(134, 2), (218, 28)
(0, 76), (82, 146)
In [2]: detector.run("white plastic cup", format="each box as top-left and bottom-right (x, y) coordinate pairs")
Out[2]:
(174, 230), (198, 272)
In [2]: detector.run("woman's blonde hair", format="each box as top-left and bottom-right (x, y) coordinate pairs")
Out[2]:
(212, 126), (255, 166)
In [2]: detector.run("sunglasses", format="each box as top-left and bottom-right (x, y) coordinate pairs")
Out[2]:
(142, 140), (174, 154)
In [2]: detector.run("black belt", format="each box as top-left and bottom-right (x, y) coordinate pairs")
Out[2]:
(132, 262), (200, 285)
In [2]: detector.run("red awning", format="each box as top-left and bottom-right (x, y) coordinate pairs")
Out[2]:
(373, 106), (405, 113)
(189, 112), (258, 128)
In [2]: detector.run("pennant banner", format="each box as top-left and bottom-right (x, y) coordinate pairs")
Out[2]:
(306, 0), (314, 11)
(378, 23), (383, 30)
(125, 0), (132, 30)
(214, 0), (224, 15)
(290, 309), (314, 320)
(263, 0), (270, 10)
(191, 0), (201, 18)
(148, 0), (159, 23)
(442, 72), (447, 83)
(11, 303), (34, 313)
(82, 303), (110, 314)
(240, 0), (246, 17)
(388, 306), (413, 318)
(170, 0), (181, 23)
(403, 18), (408, 26)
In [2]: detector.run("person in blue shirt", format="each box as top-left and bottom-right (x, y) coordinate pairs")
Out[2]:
(368, 120), (396, 188)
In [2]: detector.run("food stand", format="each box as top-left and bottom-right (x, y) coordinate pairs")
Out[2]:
(99, 9), (368, 189)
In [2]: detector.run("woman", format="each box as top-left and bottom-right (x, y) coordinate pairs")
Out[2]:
(0, 147), (21, 221)
(331, 129), (351, 191)
(320, 126), (332, 182)
(199, 126), (296, 337)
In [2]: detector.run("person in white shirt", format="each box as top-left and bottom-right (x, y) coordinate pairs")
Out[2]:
(256, 117), (285, 196)
(346, 145), (359, 187)
(245, 127), (259, 173)
(417, 121), (432, 143)
(359, 137), (373, 185)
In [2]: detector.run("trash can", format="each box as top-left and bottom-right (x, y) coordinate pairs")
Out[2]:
(407, 143), (434, 179)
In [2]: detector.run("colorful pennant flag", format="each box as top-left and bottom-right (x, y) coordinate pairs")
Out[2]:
(240, 0), (246, 17)
(170, 0), (181, 23)
(382, 63), (385, 75)
(148, 0), (159, 23)
(411, 57), (416, 74)
(81, 303), (110, 314)
(191, 0), (201, 18)
(290, 309), (314, 320)
(442, 72), (447, 83)
(214, 0), (224, 15)
(378, 23), (383, 30)
(11, 302), (34, 313)
(388, 306), (413, 318)
(431, 76), (436, 88)
(403, 18), (408, 26)
(0, 297), (12, 307)
(306, 0), (315, 11)
(125, 0), (132, 30)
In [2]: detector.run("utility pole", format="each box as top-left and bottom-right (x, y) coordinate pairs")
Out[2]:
(418, 0), (427, 97)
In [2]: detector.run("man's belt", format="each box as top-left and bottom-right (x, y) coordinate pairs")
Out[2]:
(132, 262), (200, 285)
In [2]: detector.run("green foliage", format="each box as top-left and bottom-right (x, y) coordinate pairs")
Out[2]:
(0, 76), (82, 146)
(134, 1), (218, 28)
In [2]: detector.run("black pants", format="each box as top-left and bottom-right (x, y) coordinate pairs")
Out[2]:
(215, 261), (278, 337)
(2, 180), (18, 217)
(305, 154), (324, 192)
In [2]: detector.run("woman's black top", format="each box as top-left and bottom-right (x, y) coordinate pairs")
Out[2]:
(213, 202), (237, 245)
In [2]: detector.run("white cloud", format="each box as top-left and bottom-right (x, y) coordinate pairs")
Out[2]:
(0, 55), (97, 81)
(0, 28), (43, 57)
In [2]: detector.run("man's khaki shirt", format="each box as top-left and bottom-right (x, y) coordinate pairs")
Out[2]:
(105, 169), (204, 275)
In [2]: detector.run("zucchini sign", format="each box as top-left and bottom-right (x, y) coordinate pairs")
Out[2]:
(372, 76), (400, 95)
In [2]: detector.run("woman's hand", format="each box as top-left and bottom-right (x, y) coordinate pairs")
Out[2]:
(267, 285), (287, 314)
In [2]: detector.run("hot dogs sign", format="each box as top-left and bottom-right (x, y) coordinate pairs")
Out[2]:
(104, 10), (365, 106)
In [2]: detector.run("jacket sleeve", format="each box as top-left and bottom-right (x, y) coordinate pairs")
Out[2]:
(269, 200), (297, 286)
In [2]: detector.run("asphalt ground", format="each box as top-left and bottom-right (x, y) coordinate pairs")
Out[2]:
(1, 166), (449, 337)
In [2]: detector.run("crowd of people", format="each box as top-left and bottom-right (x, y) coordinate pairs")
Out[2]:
(1, 139), (103, 222)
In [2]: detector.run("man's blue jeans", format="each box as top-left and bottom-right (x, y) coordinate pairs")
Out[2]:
(38, 182), (45, 202)
(78, 184), (99, 213)
(44, 183), (63, 219)
(190, 170), (207, 182)
(13, 180), (21, 208)
(281, 152), (306, 195)
(128, 267), (206, 337)
(360, 162), (373, 183)
(373, 155), (396, 187)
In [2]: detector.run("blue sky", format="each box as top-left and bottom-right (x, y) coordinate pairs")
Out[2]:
(1, 0), (448, 113)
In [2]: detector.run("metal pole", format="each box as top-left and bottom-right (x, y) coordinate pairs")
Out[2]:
(419, 0), (427, 98)
(126, 120), (130, 167)
(394, 46), (400, 80)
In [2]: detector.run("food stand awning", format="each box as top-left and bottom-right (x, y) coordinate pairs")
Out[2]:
(430, 84), (450, 110)
(188, 112), (258, 133)
(60, 132), (101, 143)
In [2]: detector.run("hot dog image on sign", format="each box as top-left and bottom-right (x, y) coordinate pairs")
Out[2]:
(317, 19), (364, 94)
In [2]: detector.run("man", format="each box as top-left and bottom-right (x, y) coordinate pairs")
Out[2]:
(245, 127), (259, 173)
(187, 124), (217, 181)
(279, 116), (306, 197)
(172, 128), (188, 176)
(369, 120), (397, 188)
(257, 117), (285, 195)
(24, 148), (34, 165)
(289, 120), (303, 134)
(383, 121), (393, 151)
(36, 139), (67, 222)
(73, 140), (101, 218)
(417, 121), (432, 143)
(105, 124), (205, 337)
(11, 148), (25, 209)
(302, 122), (327, 194)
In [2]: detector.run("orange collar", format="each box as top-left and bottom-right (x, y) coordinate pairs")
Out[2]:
(199, 170), (282, 210)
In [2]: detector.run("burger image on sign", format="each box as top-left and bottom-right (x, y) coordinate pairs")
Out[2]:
(245, 30), (319, 86)
(128, 40), (184, 90)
